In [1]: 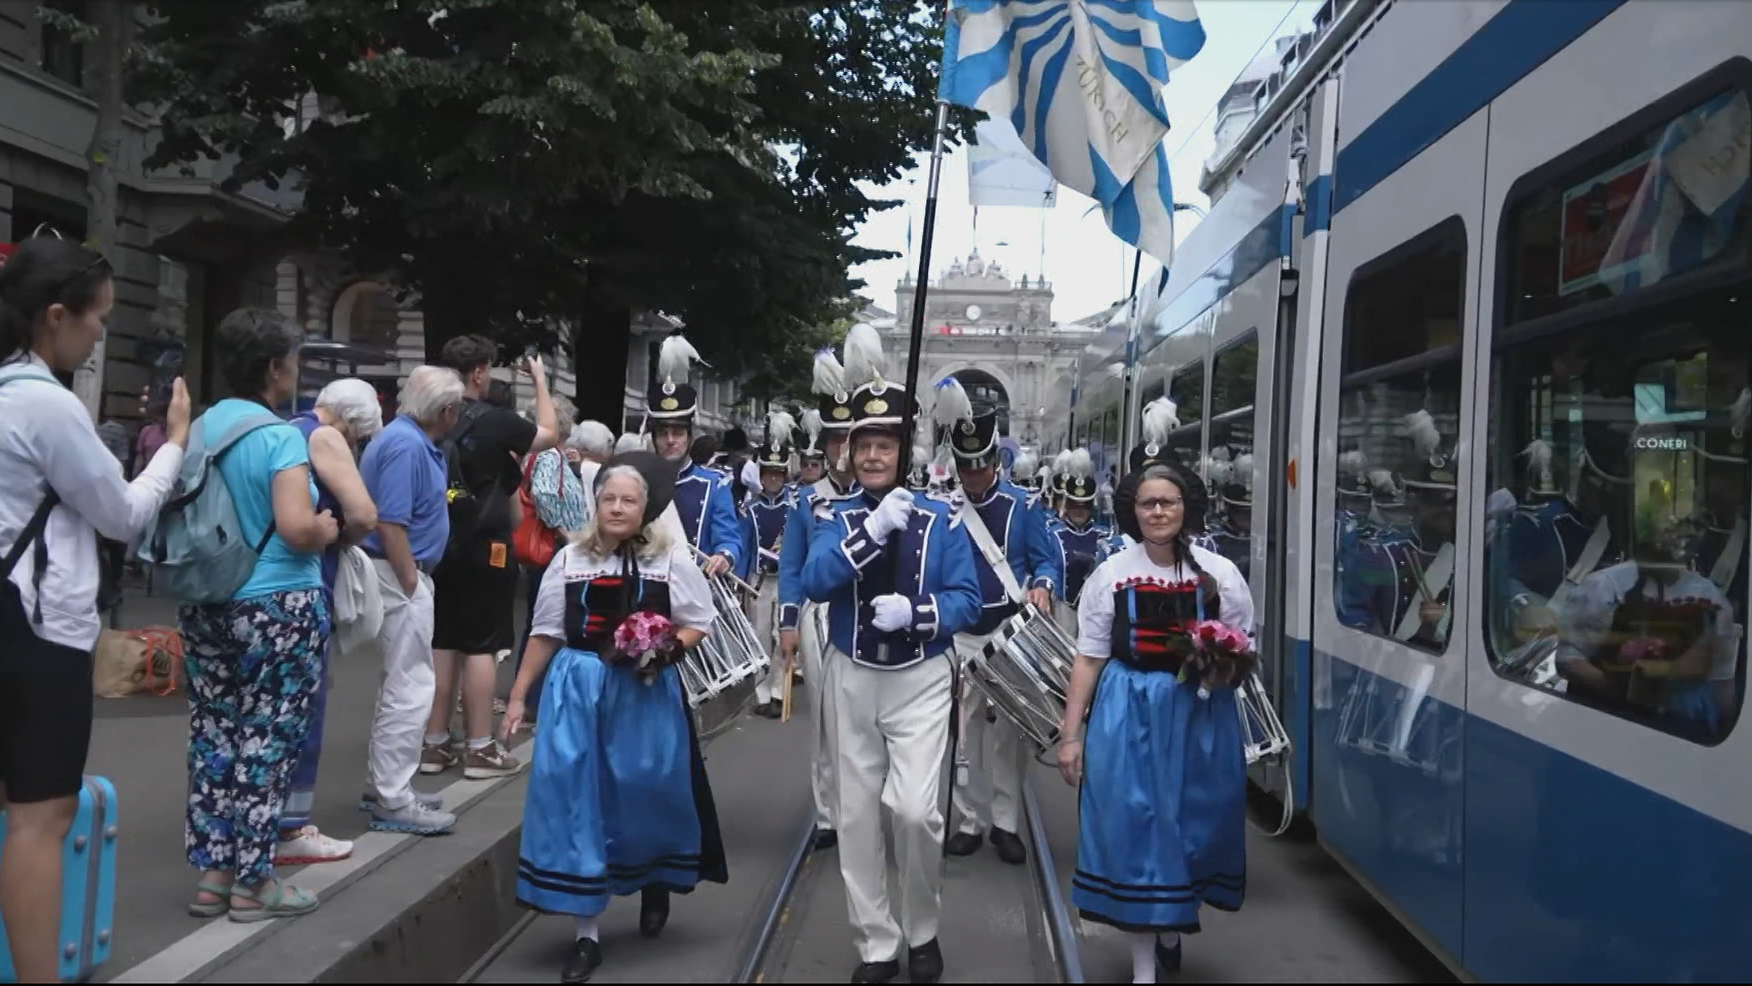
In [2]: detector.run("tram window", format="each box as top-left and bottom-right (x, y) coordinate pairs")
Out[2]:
(1485, 256), (1749, 745)
(1208, 334), (1259, 581)
(1502, 88), (1750, 326)
(1171, 361), (1204, 425)
(1332, 218), (1468, 655)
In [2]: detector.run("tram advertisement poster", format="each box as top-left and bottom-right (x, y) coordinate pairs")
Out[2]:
(1558, 148), (1655, 296)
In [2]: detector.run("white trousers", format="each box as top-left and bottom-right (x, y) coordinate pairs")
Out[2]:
(802, 603), (836, 829)
(950, 631), (1025, 836)
(368, 561), (436, 810)
(830, 648), (954, 963)
(753, 578), (785, 704)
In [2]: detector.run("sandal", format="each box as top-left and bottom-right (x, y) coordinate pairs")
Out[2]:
(188, 879), (234, 918)
(227, 882), (320, 923)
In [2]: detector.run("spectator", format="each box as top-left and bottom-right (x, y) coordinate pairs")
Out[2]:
(424, 335), (558, 781)
(135, 402), (169, 478)
(278, 378), (383, 865)
(181, 308), (339, 922)
(358, 366), (463, 834)
(0, 238), (189, 981)
(510, 419), (613, 725)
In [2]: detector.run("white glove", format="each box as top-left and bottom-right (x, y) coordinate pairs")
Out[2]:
(863, 487), (916, 542)
(871, 593), (912, 632)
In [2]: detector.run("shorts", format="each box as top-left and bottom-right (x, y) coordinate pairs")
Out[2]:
(431, 538), (519, 654)
(0, 582), (94, 804)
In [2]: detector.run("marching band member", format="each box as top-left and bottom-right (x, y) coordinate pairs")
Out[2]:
(931, 377), (1061, 867)
(777, 350), (862, 849)
(1057, 460), (1254, 984)
(503, 451), (728, 984)
(1053, 448), (1111, 611)
(748, 409), (799, 719)
(1050, 449), (1074, 518)
(645, 332), (743, 578)
(803, 324), (981, 985)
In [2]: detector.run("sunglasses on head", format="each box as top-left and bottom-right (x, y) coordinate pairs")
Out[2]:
(28, 224), (111, 293)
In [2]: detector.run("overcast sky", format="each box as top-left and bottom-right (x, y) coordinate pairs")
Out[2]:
(850, 0), (1307, 323)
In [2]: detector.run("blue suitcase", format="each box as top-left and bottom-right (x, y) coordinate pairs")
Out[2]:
(0, 776), (118, 983)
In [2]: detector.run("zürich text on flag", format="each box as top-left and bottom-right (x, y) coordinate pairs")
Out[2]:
(939, 0), (1206, 264)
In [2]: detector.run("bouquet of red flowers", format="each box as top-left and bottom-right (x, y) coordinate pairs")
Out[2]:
(1178, 620), (1259, 699)
(611, 610), (683, 685)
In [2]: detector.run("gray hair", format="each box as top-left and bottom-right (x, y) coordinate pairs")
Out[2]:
(315, 377), (384, 441)
(574, 464), (672, 561)
(568, 420), (615, 457)
(399, 365), (465, 424)
(615, 431), (649, 454)
(551, 394), (577, 430)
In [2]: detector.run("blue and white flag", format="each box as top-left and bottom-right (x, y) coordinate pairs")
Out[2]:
(940, 0), (1206, 264)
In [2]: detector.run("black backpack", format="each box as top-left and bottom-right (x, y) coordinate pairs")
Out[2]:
(440, 402), (490, 562)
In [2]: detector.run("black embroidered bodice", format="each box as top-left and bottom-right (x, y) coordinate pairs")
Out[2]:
(562, 573), (673, 653)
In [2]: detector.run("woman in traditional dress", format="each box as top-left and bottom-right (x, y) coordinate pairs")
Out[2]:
(1056, 461), (1255, 984)
(501, 450), (727, 983)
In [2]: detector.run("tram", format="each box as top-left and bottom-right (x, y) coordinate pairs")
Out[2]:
(1060, 0), (1752, 979)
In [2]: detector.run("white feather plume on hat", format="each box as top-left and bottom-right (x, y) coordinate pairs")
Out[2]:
(1522, 439), (1556, 491)
(1338, 449), (1366, 483)
(931, 376), (974, 431)
(657, 333), (702, 388)
(1142, 397), (1180, 448)
(1232, 453), (1255, 492)
(1013, 450), (1038, 480)
(1067, 447), (1093, 480)
(1404, 409), (1442, 459)
(812, 348), (846, 398)
(800, 408), (824, 446)
(766, 409), (797, 450)
(1208, 455), (1233, 487)
(842, 323), (889, 391)
(1053, 449), (1074, 477)
(1730, 386), (1751, 436)
(1035, 463), (1055, 485)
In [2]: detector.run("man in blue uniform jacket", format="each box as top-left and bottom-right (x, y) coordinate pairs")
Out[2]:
(802, 328), (980, 986)
(930, 377), (1060, 868)
(645, 331), (740, 577)
(747, 410), (799, 719)
(776, 353), (860, 850)
(1049, 450), (1109, 608)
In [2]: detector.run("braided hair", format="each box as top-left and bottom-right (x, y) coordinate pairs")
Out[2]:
(1114, 462), (1220, 611)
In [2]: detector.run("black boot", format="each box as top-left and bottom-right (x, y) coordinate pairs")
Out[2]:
(639, 887), (670, 938)
(813, 827), (838, 850)
(907, 938), (944, 984)
(944, 831), (982, 856)
(989, 828), (1027, 866)
(1156, 935), (1183, 973)
(849, 958), (900, 983)
(754, 699), (782, 719)
(561, 938), (602, 983)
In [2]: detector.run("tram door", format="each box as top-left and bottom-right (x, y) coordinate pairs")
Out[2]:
(1309, 95), (1488, 957)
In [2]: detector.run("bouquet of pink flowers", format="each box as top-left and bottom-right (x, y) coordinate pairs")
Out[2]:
(611, 610), (682, 685)
(1178, 619), (1258, 699)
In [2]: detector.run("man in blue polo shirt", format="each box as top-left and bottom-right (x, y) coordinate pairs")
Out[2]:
(358, 365), (461, 836)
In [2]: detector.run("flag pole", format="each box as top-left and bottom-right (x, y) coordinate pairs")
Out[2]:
(895, 97), (950, 482)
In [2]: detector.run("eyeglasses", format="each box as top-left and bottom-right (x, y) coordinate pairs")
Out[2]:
(1137, 496), (1184, 514)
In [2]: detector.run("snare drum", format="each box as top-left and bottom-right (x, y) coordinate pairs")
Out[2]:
(967, 604), (1077, 754)
(678, 576), (770, 741)
(1235, 671), (1291, 766)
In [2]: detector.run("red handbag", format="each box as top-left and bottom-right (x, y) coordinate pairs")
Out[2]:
(512, 453), (565, 568)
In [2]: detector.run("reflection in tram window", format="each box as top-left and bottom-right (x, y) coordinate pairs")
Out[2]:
(1331, 218), (1467, 655)
(1484, 84), (1749, 745)
(1206, 335), (1259, 581)
(1171, 359), (1205, 429)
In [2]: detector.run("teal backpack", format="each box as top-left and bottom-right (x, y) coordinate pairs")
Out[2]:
(135, 411), (289, 604)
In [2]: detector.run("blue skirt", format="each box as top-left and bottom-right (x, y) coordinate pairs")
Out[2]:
(516, 648), (727, 917)
(1071, 660), (1247, 934)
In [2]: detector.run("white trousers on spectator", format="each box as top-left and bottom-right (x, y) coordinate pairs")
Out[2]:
(951, 631), (1025, 836)
(830, 648), (953, 963)
(802, 602), (836, 830)
(369, 561), (436, 810)
(752, 578), (785, 705)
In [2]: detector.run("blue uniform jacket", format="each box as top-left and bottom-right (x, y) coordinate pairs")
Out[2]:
(803, 490), (981, 669)
(745, 489), (793, 576)
(673, 462), (742, 568)
(1051, 519), (1110, 605)
(955, 481), (1063, 636)
(778, 476), (858, 632)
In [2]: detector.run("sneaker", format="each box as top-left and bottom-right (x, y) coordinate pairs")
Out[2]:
(420, 742), (460, 775)
(358, 790), (444, 813)
(464, 740), (523, 780)
(275, 826), (354, 865)
(368, 800), (456, 835)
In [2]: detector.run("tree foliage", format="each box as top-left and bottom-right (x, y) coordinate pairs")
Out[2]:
(133, 0), (952, 397)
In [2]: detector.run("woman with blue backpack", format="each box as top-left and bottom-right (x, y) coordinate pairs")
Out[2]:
(170, 308), (341, 923)
(0, 236), (191, 982)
